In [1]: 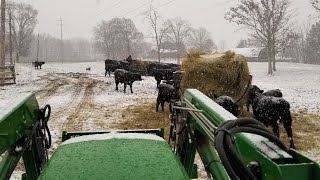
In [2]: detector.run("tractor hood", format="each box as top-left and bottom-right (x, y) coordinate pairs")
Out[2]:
(38, 133), (189, 180)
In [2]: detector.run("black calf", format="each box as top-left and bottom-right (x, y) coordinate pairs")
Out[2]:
(156, 83), (178, 113)
(214, 95), (239, 117)
(153, 68), (175, 88)
(32, 61), (45, 69)
(249, 88), (294, 148)
(247, 85), (283, 111)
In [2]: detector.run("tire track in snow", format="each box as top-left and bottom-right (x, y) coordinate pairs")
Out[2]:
(36, 75), (69, 106)
(47, 76), (86, 152)
(62, 77), (98, 131)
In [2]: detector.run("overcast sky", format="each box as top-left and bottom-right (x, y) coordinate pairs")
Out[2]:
(15, 0), (317, 48)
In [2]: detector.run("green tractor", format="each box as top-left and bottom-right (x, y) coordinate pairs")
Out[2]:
(0, 90), (320, 180)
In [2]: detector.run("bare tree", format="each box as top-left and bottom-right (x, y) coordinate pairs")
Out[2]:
(284, 30), (307, 63)
(93, 20), (112, 58)
(311, 0), (320, 11)
(225, 0), (294, 75)
(93, 18), (145, 60)
(187, 27), (217, 53)
(9, 2), (37, 63)
(165, 17), (190, 64)
(236, 39), (249, 48)
(218, 40), (227, 52)
(19, 34), (95, 63)
(145, 6), (168, 62)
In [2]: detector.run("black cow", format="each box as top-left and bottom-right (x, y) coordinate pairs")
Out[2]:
(153, 68), (175, 88)
(166, 63), (181, 71)
(114, 69), (142, 93)
(105, 59), (129, 76)
(32, 61), (45, 69)
(156, 83), (179, 113)
(105, 59), (119, 76)
(147, 62), (171, 76)
(249, 86), (294, 148)
(214, 95), (239, 117)
(247, 85), (283, 111)
(118, 61), (129, 70)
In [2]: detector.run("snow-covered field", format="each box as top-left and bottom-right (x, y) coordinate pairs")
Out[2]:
(249, 62), (320, 113)
(0, 61), (319, 179)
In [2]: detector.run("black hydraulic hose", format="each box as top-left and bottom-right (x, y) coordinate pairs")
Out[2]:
(215, 126), (241, 180)
(217, 119), (263, 180)
(42, 104), (52, 149)
(214, 118), (289, 180)
(215, 119), (258, 180)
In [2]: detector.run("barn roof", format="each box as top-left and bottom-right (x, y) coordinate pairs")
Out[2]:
(230, 47), (265, 58)
(160, 49), (178, 53)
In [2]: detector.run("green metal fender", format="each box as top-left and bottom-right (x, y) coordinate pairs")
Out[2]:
(0, 93), (41, 180)
(180, 89), (320, 180)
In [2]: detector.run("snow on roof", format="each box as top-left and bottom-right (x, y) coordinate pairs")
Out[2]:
(160, 49), (178, 53)
(230, 47), (264, 58)
(61, 132), (165, 145)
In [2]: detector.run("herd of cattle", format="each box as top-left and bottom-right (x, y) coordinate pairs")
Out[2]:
(105, 59), (182, 109)
(104, 58), (295, 149)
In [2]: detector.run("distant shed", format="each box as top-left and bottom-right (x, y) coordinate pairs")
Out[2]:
(231, 48), (267, 62)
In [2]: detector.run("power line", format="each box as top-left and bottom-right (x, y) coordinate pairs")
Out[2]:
(132, 0), (178, 18)
(120, 0), (154, 18)
(96, 0), (121, 17)
(156, 0), (178, 9)
(187, 0), (235, 16)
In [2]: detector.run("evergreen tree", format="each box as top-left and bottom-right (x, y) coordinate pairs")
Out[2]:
(305, 21), (320, 64)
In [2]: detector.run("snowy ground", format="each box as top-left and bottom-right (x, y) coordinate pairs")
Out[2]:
(249, 62), (320, 113)
(0, 61), (320, 179)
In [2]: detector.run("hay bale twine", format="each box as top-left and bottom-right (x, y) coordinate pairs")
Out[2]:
(180, 51), (251, 107)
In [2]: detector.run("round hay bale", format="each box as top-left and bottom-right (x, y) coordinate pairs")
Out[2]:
(180, 51), (251, 107)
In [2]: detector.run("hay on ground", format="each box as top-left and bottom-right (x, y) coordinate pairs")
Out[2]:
(112, 101), (171, 141)
(181, 51), (251, 107)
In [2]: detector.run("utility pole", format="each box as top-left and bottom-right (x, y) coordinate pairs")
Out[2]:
(9, 11), (12, 65)
(0, 0), (5, 67)
(57, 17), (63, 63)
(0, 0), (5, 85)
(45, 36), (48, 62)
(36, 34), (39, 62)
